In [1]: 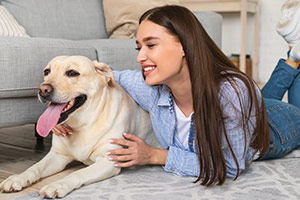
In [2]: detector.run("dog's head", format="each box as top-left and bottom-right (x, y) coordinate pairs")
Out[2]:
(36, 55), (115, 137)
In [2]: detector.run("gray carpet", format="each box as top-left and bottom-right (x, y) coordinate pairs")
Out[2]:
(13, 149), (300, 200)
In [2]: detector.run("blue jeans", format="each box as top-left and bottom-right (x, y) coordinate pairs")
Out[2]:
(260, 58), (300, 160)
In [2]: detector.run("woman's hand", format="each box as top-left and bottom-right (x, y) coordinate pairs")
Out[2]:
(107, 133), (168, 168)
(52, 124), (73, 138)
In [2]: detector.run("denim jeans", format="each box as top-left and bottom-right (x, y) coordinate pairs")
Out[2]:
(260, 58), (300, 159)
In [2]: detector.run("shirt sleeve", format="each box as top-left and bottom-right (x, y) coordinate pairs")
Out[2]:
(219, 78), (260, 178)
(113, 70), (158, 111)
(163, 146), (200, 177)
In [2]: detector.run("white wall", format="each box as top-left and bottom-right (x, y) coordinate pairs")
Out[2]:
(221, 0), (288, 83)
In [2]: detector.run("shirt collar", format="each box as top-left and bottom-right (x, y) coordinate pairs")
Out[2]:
(157, 85), (173, 107)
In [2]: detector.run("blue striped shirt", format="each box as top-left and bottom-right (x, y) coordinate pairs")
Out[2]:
(113, 70), (259, 178)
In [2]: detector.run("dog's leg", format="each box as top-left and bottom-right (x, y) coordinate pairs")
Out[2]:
(0, 149), (72, 193)
(39, 157), (120, 198)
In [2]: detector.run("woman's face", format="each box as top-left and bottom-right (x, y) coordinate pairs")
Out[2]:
(136, 20), (187, 86)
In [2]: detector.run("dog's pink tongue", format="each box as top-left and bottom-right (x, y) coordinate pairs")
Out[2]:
(36, 103), (67, 137)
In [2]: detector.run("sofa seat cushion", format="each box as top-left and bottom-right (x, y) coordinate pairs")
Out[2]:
(1, 0), (108, 40)
(0, 37), (97, 98)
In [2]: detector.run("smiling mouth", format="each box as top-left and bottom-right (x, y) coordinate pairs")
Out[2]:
(143, 66), (156, 76)
(144, 66), (156, 71)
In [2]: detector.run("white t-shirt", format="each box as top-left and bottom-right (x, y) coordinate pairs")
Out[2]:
(173, 101), (194, 149)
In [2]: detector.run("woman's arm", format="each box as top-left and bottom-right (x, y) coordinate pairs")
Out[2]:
(113, 70), (158, 111)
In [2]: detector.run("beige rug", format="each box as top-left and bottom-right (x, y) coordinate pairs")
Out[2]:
(11, 148), (300, 200)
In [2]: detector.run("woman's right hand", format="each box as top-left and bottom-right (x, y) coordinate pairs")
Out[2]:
(52, 124), (73, 138)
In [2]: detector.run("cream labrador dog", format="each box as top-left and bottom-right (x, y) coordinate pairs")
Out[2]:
(0, 55), (159, 198)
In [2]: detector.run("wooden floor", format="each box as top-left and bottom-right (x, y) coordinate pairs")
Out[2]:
(0, 124), (82, 200)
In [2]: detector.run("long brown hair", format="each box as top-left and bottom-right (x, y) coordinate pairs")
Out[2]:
(139, 5), (270, 186)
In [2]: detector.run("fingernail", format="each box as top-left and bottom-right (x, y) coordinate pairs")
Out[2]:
(123, 133), (127, 135)
(109, 139), (113, 143)
(114, 163), (119, 167)
(106, 151), (111, 155)
(108, 157), (113, 161)
(62, 133), (66, 137)
(68, 132), (73, 135)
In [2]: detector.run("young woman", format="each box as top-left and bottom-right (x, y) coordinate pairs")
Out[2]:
(52, 2), (300, 186)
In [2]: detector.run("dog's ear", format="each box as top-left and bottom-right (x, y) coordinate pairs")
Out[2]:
(93, 61), (116, 87)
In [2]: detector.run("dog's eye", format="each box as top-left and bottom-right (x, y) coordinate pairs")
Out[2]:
(66, 70), (80, 77)
(44, 69), (50, 76)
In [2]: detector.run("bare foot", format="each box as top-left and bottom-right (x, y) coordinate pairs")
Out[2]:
(286, 58), (300, 69)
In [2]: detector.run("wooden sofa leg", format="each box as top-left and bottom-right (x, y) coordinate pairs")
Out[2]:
(34, 123), (45, 151)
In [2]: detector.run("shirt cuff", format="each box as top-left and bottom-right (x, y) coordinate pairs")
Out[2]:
(163, 146), (199, 177)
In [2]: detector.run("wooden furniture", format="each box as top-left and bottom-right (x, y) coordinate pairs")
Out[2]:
(179, 0), (260, 81)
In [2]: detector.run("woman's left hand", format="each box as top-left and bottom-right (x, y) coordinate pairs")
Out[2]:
(106, 133), (167, 168)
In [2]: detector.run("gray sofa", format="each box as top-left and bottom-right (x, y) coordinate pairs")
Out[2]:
(0, 0), (222, 129)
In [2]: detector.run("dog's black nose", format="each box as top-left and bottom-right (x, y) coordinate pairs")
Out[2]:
(39, 84), (53, 98)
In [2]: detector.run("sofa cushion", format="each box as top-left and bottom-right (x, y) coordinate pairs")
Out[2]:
(0, 37), (97, 98)
(103, 0), (179, 39)
(0, 5), (29, 37)
(1, 0), (108, 40)
(78, 39), (140, 70)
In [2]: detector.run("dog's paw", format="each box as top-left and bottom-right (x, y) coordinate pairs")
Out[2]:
(0, 175), (32, 193)
(39, 180), (73, 198)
